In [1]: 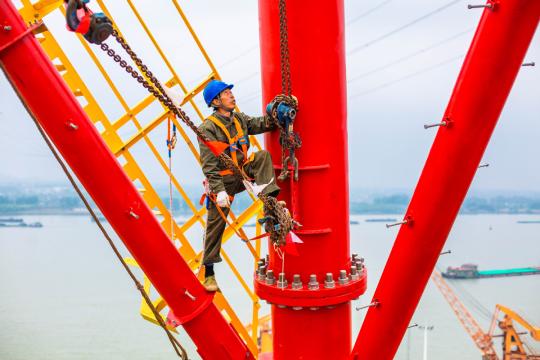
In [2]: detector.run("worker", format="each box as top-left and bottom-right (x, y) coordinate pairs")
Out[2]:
(198, 80), (283, 292)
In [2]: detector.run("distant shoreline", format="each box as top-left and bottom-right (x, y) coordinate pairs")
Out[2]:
(2, 209), (539, 216)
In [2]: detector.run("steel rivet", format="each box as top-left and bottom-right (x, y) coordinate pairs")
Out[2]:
(3, 25), (12, 31)
(129, 211), (139, 219)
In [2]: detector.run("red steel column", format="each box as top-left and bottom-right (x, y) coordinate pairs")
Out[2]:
(256, 1), (366, 359)
(353, 1), (540, 359)
(0, 2), (252, 359)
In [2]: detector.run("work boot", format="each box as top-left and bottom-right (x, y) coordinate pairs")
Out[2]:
(203, 275), (219, 292)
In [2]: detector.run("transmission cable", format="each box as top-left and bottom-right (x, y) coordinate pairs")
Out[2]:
(346, 0), (394, 26)
(349, 53), (464, 98)
(348, 0), (464, 55)
(348, 27), (473, 83)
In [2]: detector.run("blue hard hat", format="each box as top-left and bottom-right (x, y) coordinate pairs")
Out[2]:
(203, 80), (234, 107)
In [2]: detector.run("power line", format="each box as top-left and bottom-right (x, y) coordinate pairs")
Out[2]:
(348, 0), (464, 55)
(346, 0), (394, 26)
(348, 27), (473, 83)
(217, 45), (258, 69)
(349, 54), (464, 98)
(235, 71), (260, 86)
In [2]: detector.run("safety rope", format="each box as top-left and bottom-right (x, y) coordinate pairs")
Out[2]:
(167, 114), (177, 245)
(22, 103), (189, 359)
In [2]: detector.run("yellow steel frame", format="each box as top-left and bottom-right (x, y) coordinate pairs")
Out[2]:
(18, 0), (268, 355)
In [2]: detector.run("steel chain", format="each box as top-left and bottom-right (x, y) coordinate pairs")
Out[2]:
(99, 30), (292, 244)
(278, 0), (292, 96)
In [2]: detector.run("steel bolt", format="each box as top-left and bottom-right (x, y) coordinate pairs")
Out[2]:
(308, 274), (319, 290)
(467, 4), (493, 9)
(350, 266), (360, 281)
(257, 260), (264, 269)
(3, 25), (12, 31)
(352, 253), (358, 261)
(257, 266), (267, 281)
(339, 270), (349, 285)
(324, 273), (335, 289)
(291, 274), (303, 290)
(66, 121), (79, 130)
(265, 270), (275, 285)
(260, 257), (266, 266)
(292, 306), (303, 311)
(277, 272), (288, 289)
(423, 120), (448, 129)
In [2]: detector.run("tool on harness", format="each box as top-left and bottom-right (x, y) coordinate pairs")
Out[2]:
(64, 0), (113, 45)
(68, 4), (296, 247)
(266, 96), (301, 181)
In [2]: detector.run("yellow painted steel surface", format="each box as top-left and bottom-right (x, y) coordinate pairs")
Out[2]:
(17, 0), (269, 356)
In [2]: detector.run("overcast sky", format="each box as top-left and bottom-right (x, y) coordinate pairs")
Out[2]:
(1, 0), (539, 193)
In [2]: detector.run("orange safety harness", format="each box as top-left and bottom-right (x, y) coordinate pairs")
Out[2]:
(199, 114), (267, 242)
(206, 114), (252, 176)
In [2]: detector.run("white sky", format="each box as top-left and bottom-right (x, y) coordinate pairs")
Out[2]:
(1, 0), (539, 192)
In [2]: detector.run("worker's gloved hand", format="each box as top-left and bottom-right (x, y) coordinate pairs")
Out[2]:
(216, 191), (230, 208)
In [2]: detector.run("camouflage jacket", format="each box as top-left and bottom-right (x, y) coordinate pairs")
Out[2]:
(197, 111), (276, 193)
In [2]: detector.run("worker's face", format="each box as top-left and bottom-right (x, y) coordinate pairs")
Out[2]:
(214, 88), (236, 110)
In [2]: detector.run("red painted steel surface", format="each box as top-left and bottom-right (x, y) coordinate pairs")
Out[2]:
(258, 0), (361, 358)
(352, 1), (540, 359)
(0, 2), (252, 359)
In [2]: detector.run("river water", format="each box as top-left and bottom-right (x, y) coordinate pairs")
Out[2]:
(1, 214), (539, 359)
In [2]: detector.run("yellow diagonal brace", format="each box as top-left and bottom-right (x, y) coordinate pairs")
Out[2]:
(113, 111), (169, 156)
